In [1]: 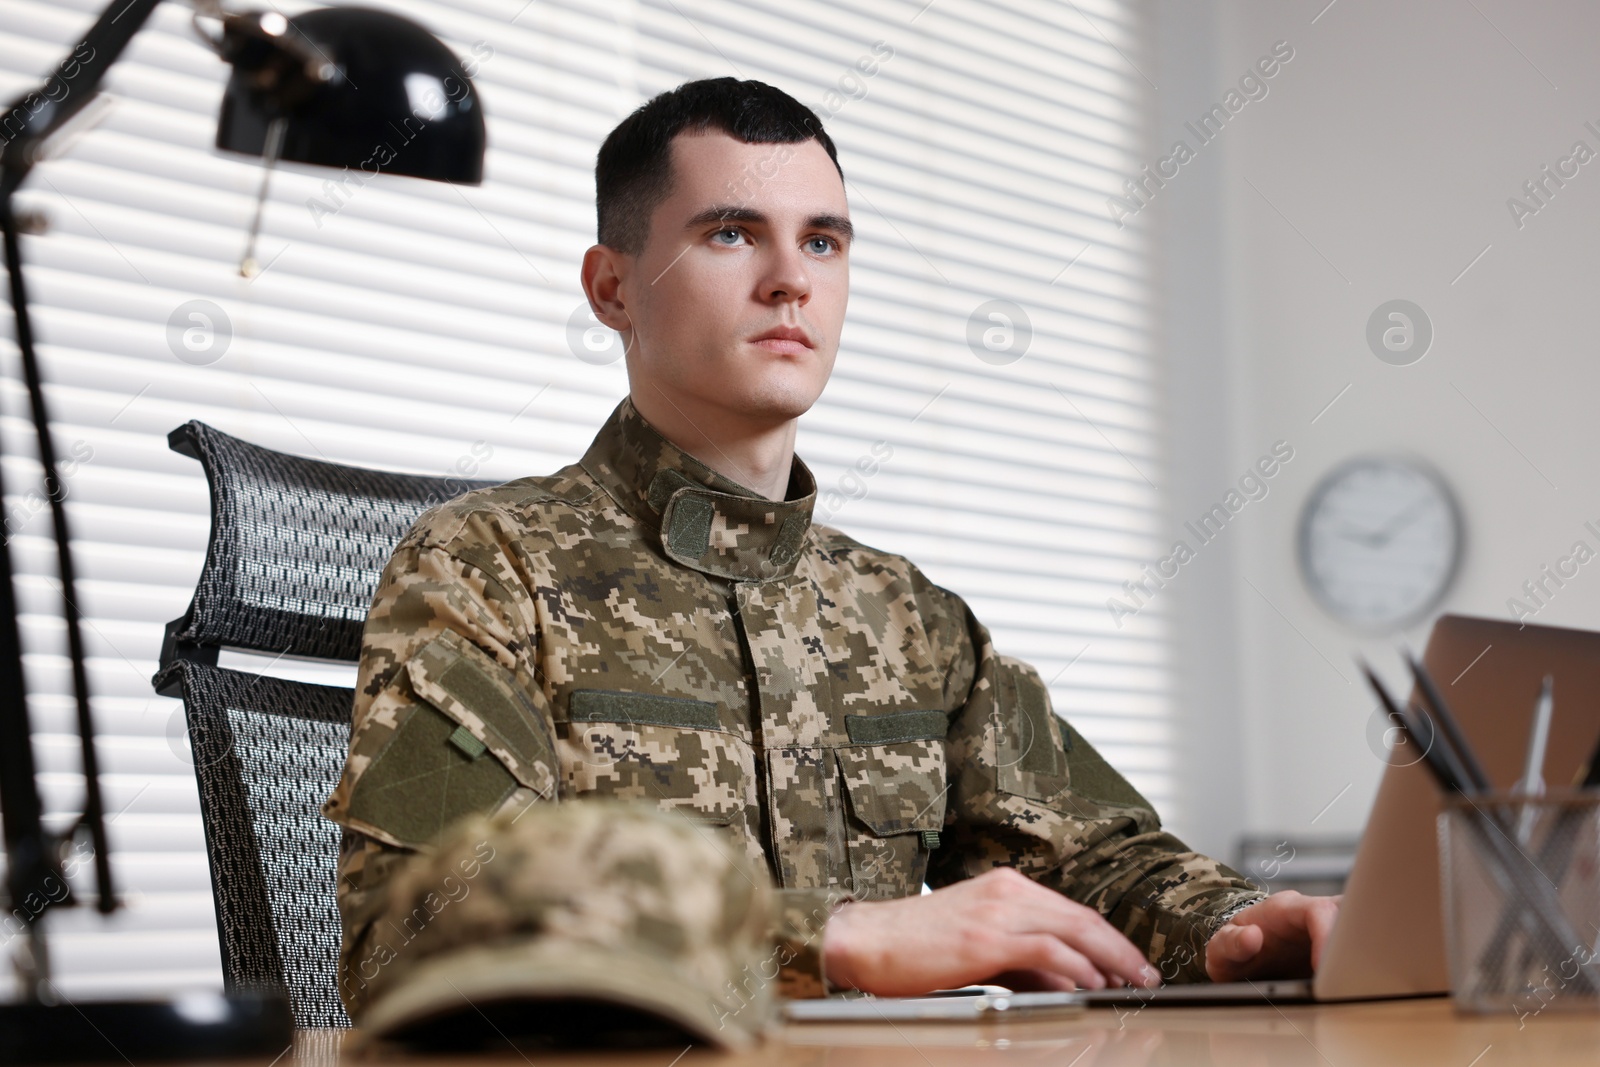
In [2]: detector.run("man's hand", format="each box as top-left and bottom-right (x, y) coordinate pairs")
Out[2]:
(822, 868), (1162, 996)
(1203, 891), (1341, 983)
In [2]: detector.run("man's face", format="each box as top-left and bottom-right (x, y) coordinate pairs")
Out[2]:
(611, 130), (851, 426)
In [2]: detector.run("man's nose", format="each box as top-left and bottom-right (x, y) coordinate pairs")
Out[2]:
(759, 241), (811, 305)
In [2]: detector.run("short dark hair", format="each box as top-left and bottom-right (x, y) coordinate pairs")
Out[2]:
(595, 77), (843, 255)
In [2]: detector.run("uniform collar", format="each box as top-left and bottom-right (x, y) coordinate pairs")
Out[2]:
(579, 396), (815, 583)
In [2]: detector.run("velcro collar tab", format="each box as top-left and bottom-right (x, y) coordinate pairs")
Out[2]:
(656, 472), (813, 582)
(578, 396), (818, 582)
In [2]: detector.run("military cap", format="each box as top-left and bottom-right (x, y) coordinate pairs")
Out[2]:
(354, 799), (775, 1050)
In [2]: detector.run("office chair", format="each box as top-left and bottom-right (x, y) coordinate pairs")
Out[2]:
(152, 420), (492, 1028)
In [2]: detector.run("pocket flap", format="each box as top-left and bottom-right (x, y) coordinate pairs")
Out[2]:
(837, 739), (947, 835)
(405, 629), (554, 790)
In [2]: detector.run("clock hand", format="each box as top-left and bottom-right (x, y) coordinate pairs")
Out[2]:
(1335, 524), (1384, 548)
(1369, 495), (1432, 547)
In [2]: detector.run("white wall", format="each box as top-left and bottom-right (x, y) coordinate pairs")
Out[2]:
(1155, 0), (1600, 854)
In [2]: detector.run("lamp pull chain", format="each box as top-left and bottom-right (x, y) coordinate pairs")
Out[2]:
(238, 117), (285, 278)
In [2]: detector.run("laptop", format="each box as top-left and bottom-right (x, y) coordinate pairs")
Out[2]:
(787, 613), (1600, 1019)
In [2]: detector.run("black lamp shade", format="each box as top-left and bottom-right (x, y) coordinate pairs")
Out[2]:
(215, 7), (485, 184)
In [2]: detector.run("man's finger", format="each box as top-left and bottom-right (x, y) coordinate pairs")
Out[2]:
(1013, 933), (1111, 990)
(985, 968), (1080, 993)
(1210, 923), (1262, 962)
(1307, 899), (1339, 970)
(1018, 893), (1160, 987)
(1206, 923), (1266, 981)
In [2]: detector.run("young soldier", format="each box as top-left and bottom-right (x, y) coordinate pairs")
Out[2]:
(324, 78), (1337, 1016)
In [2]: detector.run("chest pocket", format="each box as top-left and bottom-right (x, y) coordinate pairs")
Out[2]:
(837, 709), (949, 900)
(559, 689), (757, 837)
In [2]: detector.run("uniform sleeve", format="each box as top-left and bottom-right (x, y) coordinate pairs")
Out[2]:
(924, 587), (1265, 984)
(322, 508), (559, 1017)
(768, 887), (852, 998)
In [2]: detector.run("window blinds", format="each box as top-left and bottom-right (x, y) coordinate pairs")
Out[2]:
(0, 0), (1163, 997)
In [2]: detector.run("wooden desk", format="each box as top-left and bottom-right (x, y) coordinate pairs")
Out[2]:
(294, 997), (1600, 1066)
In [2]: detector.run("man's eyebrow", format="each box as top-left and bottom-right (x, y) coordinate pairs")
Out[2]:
(683, 205), (854, 243)
(809, 212), (854, 243)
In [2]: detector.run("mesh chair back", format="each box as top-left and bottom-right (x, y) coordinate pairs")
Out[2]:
(155, 421), (493, 1028)
(164, 420), (492, 664)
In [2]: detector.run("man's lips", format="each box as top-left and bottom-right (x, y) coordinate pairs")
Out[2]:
(749, 326), (814, 355)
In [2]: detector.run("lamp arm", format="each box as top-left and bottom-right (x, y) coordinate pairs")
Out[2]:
(0, 0), (168, 940)
(0, 211), (55, 988)
(0, 0), (165, 197)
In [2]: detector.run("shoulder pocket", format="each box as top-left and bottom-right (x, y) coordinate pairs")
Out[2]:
(406, 630), (555, 785)
(346, 631), (554, 849)
(995, 658), (1070, 803)
(1058, 719), (1156, 820)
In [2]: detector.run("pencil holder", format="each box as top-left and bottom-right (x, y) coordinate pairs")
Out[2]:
(1437, 792), (1600, 1016)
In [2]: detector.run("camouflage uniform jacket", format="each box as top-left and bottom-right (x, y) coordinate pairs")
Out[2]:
(323, 396), (1265, 1015)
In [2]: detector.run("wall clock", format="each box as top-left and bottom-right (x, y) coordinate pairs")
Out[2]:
(1297, 457), (1462, 631)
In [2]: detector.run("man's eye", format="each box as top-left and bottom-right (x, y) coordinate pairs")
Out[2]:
(806, 236), (838, 255)
(712, 228), (746, 246)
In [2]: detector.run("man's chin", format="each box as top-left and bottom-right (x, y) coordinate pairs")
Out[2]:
(714, 380), (827, 424)
(709, 401), (812, 429)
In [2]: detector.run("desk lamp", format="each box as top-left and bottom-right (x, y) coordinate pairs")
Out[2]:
(0, 2), (485, 1061)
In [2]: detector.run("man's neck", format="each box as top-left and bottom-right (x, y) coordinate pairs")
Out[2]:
(630, 387), (797, 501)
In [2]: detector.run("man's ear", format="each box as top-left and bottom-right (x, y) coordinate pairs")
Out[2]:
(580, 244), (632, 331)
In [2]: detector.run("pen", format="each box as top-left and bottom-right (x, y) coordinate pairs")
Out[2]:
(1360, 660), (1598, 997)
(1361, 661), (1471, 797)
(1404, 653), (1490, 793)
(1514, 675), (1553, 844)
(1517, 675), (1554, 796)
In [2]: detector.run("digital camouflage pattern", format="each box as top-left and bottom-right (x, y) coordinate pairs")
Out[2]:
(324, 396), (1265, 1016)
(354, 800), (775, 1049)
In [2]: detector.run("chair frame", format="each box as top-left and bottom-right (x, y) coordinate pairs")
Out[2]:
(154, 420), (491, 1028)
